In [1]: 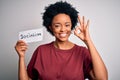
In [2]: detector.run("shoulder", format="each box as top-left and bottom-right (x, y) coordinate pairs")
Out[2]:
(36, 42), (53, 50)
(74, 44), (88, 51)
(32, 42), (53, 56)
(74, 44), (90, 56)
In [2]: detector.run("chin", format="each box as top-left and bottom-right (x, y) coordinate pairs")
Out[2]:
(56, 37), (69, 42)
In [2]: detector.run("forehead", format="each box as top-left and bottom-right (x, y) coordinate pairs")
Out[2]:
(52, 13), (71, 23)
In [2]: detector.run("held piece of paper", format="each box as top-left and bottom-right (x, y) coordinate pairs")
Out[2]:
(19, 28), (43, 43)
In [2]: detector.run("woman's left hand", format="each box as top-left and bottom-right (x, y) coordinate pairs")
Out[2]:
(74, 16), (91, 43)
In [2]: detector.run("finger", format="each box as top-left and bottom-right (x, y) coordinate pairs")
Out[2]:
(86, 20), (90, 30)
(15, 45), (27, 50)
(82, 16), (85, 27)
(15, 46), (28, 53)
(75, 26), (81, 33)
(17, 40), (26, 43)
(15, 41), (28, 52)
(16, 40), (27, 46)
(21, 46), (28, 51)
(78, 16), (83, 31)
(78, 16), (82, 26)
(74, 27), (81, 36)
(19, 42), (27, 46)
(74, 29), (79, 36)
(83, 16), (88, 30)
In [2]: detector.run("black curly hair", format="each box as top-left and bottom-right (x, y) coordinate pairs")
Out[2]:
(42, 1), (79, 35)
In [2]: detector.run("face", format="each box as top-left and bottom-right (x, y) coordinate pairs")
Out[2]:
(50, 14), (72, 42)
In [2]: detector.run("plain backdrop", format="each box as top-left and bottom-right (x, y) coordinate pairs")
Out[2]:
(0, 0), (120, 80)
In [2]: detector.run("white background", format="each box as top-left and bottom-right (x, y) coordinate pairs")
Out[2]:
(0, 0), (120, 80)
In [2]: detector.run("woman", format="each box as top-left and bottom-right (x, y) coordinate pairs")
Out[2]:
(15, 1), (108, 80)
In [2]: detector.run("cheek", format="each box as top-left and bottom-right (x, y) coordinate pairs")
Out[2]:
(51, 29), (60, 36)
(52, 29), (59, 34)
(67, 28), (72, 32)
(69, 27), (72, 31)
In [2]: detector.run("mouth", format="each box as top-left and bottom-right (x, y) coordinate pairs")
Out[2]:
(59, 33), (67, 38)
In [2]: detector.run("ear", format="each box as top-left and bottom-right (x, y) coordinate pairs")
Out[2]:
(49, 26), (54, 35)
(49, 26), (52, 31)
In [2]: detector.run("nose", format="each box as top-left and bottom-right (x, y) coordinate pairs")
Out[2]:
(60, 26), (66, 32)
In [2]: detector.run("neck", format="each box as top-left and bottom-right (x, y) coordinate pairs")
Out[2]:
(54, 40), (74, 50)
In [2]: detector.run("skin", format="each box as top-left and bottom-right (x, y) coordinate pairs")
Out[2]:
(50, 14), (74, 50)
(15, 13), (108, 80)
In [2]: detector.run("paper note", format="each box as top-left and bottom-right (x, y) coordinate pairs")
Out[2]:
(19, 28), (43, 43)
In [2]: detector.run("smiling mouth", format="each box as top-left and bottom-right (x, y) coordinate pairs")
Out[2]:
(59, 33), (67, 37)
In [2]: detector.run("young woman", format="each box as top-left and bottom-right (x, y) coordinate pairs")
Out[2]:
(15, 1), (108, 80)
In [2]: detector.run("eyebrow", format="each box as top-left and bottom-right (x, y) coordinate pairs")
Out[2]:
(52, 22), (71, 25)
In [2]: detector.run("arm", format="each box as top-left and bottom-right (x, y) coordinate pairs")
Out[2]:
(18, 57), (31, 80)
(86, 38), (108, 80)
(74, 16), (108, 80)
(15, 40), (31, 80)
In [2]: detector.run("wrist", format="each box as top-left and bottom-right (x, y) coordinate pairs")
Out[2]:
(84, 38), (93, 47)
(19, 56), (25, 60)
(18, 52), (26, 58)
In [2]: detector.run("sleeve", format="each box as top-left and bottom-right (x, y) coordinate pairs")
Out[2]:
(83, 47), (93, 79)
(27, 47), (39, 79)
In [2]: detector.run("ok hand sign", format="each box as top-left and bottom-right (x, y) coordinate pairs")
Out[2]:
(74, 16), (91, 43)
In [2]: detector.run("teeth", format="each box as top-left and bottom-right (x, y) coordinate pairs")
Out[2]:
(60, 33), (67, 37)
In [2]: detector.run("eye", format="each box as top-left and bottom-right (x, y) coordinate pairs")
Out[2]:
(55, 25), (60, 27)
(65, 22), (71, 27)
(66, 25), (70, 27)
(65, 24), (71, 27)
(54, 24), (61, 28)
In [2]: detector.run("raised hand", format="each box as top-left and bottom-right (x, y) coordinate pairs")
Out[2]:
(15, 40), (28, 58)
(74, 16), (91, 43)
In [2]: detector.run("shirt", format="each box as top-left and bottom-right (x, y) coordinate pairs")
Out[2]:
(27, 42), (92, 80)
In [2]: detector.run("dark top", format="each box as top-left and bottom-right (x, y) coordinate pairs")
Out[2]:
(27, 42), (92, 80)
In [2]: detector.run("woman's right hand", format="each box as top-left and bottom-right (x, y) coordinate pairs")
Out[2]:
(15, 40), (28, 58)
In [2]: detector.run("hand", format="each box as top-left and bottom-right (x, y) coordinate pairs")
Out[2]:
(74, 16), (91, 43)
(15, 40), (28, 58)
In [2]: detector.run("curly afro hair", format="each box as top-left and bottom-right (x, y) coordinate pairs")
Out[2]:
(42, 1), (79, 35)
